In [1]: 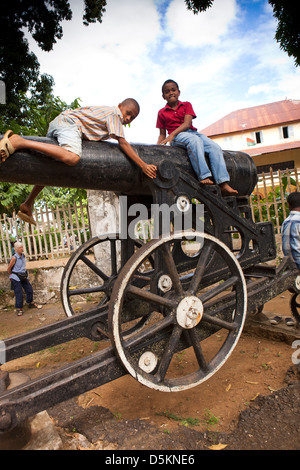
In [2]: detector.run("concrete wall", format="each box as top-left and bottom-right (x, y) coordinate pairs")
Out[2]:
(0, 258), (67, 307)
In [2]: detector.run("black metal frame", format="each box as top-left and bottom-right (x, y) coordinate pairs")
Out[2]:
(0, 146), (298, 432)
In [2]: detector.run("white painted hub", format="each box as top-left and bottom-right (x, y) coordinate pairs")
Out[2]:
(176, 195), (190, 212)
(138, 351), (158, 373)
(158, 274), (173, 292)
(176, 296), (203, 329)
(295, 275), (300, 291)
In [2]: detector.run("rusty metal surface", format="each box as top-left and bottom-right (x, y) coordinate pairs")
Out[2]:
(201, 99), (300, 137)
(0, 136), (257, 196)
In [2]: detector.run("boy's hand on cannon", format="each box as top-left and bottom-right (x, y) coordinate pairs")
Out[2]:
(142, 163), (157, 179)
(159, 135), (174, 146)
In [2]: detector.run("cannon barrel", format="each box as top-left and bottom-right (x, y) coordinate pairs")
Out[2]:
(0, 136), (257, 195)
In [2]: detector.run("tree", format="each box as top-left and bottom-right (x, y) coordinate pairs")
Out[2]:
(268, 0), (300, 67)
(0, 0), (107, 122)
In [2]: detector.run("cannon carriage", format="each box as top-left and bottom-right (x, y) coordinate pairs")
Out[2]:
(0, 136), (298, 432)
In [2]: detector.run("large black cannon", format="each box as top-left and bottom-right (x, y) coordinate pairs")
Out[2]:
(0, 137), (298, 432)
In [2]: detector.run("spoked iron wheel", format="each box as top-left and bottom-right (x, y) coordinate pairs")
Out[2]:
(61, 234), (121, 318)
(61, 234), (153, 338)
(109, 231), (247, 392)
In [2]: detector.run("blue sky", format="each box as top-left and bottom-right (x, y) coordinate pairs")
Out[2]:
(26, 0), (300, 144)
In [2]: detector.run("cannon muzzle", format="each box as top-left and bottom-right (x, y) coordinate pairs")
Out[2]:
(0, 136), (257, 195)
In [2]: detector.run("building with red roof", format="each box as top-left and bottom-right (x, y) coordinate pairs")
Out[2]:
(201, 99), (300, 173)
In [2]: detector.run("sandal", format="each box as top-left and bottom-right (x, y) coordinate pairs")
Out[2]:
(17, 211), (36, 225)
(0, 130), (15, 162)
(28, 303), (42, 309)
(270, 315), (282, 325)
(16, 309), (24, 316)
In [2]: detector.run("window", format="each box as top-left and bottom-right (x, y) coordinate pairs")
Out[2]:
(280, 125), (294, 139)
(283, 126), (289, 138)
(223, 136), (234, 149)
(255, 131), (263, 144)
(247, 131), (263, 146)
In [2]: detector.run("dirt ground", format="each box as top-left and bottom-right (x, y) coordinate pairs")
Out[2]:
(0, 292), (299, 451)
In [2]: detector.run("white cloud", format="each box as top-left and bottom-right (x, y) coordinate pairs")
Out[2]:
(27, 0), (160, 104)
(23, 0), (299, 145)
(166, 0), (238, 47)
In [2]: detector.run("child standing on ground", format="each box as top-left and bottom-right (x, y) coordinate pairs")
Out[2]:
(156, 79), (237, 196)
(0, 98), (157, 224)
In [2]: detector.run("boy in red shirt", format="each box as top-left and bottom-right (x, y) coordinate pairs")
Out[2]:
(156, 80), (237, 195)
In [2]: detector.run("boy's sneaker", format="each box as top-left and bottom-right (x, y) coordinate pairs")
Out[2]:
(270, 315), (282, 325)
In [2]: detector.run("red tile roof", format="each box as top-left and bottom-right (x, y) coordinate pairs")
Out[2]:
(201, 99), (300, 137)
(241, 140), (300, 157)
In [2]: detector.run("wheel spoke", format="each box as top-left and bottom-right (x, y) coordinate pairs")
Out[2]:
(201, 313), (238, 331)
(186, 329), (208, 371)
(79, 254), (109, 281)
(155, 325), (183, 382)
(161, 244), (184, 295)
(124, 315), (174, 350)
(110, 239), (118, 275)
(68, 285), (106, 296)
(126, 284), (176, 309)
(189, 241), (214, 294)
(200, 275), (238, 304)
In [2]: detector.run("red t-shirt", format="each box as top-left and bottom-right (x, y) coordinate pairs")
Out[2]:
(156, 101), (197, 134)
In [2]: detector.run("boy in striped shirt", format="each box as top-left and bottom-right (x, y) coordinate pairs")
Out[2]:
(0, 99), (157, 224)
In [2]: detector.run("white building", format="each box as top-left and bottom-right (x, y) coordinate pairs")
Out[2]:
(201, 99), (300, 173)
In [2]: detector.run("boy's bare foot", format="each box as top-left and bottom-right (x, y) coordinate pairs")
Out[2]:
(219, 182), (238, 196)
(19, 202), (33, 218)
(200, 178), (214, 185)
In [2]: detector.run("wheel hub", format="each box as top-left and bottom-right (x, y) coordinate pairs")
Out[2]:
(176, 296), (203, 329)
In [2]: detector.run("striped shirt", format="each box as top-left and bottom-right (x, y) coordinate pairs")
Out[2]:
(61, 106), (125, 141)
(281, 210), (300, 269)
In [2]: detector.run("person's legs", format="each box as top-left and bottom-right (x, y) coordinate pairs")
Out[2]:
(198, 133), (238, 195)
(18, 185), (44, 223)
(198, 133), (229, 184)
(1, 116), (82, 166)
(4, 116), (83, 223)
(11, 279), (24, 309)
(22, 279), (33, 305)
(172, 131), (213, 183)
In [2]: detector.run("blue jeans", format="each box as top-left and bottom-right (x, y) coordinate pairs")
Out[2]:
(171, 130), (230, 184)
(11, 279), (33, 309)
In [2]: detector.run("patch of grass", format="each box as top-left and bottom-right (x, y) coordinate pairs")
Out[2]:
(156, 410), (200, 427)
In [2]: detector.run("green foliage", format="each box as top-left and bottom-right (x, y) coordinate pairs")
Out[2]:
(185, 0), (213, 14)
(0, 81), (81, 137)
(269, 0), (300, 67)
(0, 183), (33, 215)
(0, 0), (107, 119)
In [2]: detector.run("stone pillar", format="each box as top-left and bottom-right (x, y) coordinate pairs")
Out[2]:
(87, 190), (120, 272)
(87, 190), (119, 237)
